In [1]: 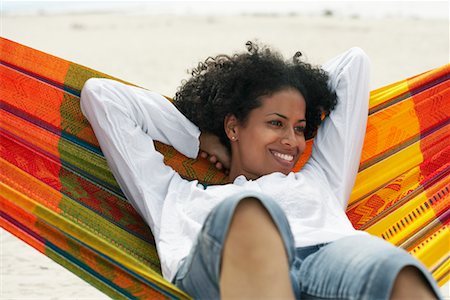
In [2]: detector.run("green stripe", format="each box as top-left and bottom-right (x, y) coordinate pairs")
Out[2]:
(46, 242), (131, 300)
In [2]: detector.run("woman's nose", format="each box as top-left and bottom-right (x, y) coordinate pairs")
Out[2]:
(281, 128), (305, 153)
(281, 128), (297, 147)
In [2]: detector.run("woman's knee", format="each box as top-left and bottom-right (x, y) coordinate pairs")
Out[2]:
(224, 195), (296, 262)
(227, 195), (292, 244)
(230, 196), (274, 228)
(391, 266), (439, 299)
(203, 192), (295, 260)
(207, 192), (285, 235)
(223, 196), (291, 268)
(224, 197), (282, 251)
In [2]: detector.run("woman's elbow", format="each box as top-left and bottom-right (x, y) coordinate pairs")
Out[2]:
(348, 47), (371, 70)
(80, 78), (107, 116)
(81, 78), (103, 102)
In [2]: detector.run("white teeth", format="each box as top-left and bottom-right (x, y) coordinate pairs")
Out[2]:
(273, 151), (294, 161)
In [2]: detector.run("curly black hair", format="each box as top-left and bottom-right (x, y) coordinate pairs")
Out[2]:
(174, 41), (337, 152)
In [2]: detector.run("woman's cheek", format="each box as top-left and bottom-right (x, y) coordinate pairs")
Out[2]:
(299, 137), (306, 154)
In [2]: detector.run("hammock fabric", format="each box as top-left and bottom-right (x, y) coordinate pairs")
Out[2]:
(0, 37), (448, 299)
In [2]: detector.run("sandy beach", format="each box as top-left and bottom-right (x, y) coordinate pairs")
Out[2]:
(1, 2), (449, 299)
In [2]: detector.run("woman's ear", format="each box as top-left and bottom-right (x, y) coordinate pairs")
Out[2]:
(224, 114), (239, 142)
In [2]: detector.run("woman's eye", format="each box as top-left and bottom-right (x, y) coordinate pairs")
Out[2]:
(269, 120), (282, 127)
(295, 126), (306, 133)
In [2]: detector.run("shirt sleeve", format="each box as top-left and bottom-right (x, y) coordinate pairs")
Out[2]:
(306, 47), (371, 209)
(80, 78), (201, 235)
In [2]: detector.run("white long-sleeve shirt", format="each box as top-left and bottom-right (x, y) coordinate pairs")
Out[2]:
(80, 47), (370, 281)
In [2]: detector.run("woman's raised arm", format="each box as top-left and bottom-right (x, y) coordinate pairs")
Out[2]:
(80, 78), (201, 235)
(307, 47), (371, 209)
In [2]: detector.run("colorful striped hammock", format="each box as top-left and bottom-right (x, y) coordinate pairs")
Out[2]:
(0, 37), (448, 299)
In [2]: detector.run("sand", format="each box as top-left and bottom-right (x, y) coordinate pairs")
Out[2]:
(1, 8), (449, 299)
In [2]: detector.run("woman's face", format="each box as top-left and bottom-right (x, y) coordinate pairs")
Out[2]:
(227, 88), (307, 180)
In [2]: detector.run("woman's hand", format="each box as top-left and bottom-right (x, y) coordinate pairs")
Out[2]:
(199, 132), (230, 172)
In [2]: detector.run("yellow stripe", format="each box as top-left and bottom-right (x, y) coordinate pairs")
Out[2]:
(414, 225), (449, 271)
(365, 178), (447, 246)
(348, 166), (423, 229)
(369, 80), (410, 110)
(365, 192), (432, 245)
(350, 142), (424, 205)
(433, 257), (450, 287)
(409, 225), (449, 283)
(46, 248), (130, 300)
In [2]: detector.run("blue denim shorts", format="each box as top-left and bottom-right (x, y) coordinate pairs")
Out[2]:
(173, 191), (443, 299)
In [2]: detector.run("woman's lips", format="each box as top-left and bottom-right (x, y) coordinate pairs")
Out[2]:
(270, 150), (296, 168)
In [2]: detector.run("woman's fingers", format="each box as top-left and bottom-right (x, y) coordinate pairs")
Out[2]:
(199, 151), (228, 171)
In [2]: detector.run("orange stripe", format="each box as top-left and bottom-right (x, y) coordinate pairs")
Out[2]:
(347, 165), (423, 229)
(414, 90), (450, 180)
(361, 95), (421, 165)
(0, 65), (64, 131)
(1, 109), (63, 163)
(0, 195), (46, 253)
(1, 114), (63, 193)
(0, 158), (63, 214)
(413, 82), (450, 136)
(0, 37), (69, 84)
(407, 64), (450, 91)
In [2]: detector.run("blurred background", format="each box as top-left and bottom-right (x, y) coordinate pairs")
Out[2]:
(1, 0), (449, 298)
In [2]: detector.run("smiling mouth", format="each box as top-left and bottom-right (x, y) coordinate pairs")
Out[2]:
(271, 150), (295, 164)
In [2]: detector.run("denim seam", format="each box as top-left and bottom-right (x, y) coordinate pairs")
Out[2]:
(361, 252), (401, 300)
(363, 252), (443, 300)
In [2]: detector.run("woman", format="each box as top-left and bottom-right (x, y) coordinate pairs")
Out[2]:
(80, 42), (441, 299)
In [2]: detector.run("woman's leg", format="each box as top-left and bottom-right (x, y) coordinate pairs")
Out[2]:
(296, 235), (443, 300)
(391, 266), (438, 299)
(173, 191), (299, 299)
(220, 197), (295, 299)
